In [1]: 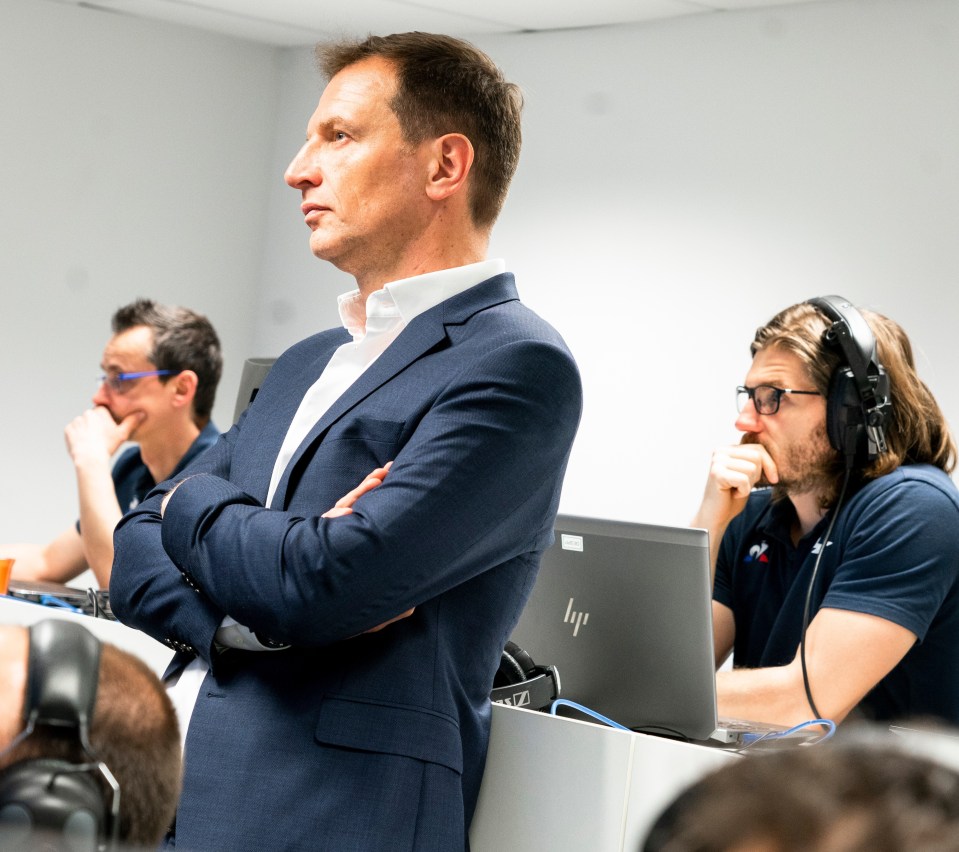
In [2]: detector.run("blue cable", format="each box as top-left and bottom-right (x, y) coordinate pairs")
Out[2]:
(550, 699), (837, 748)
(550, 698), (837, 749)
(39, 594), (84, 613)
(740, 718), (836, 747)
(549, 698), (631, 730)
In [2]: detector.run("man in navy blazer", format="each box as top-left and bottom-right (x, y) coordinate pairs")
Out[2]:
(110, 32), (582, 851)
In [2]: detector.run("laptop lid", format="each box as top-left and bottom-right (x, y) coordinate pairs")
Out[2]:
(509, 514), (719, 741)
(4, 579), (115, 620)
(233, 357), (276, 424)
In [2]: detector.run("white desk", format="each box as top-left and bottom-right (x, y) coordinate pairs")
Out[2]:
(471, 704), (739, 851)
(3, 595), (734, 848)
(0, 594), (173, 678)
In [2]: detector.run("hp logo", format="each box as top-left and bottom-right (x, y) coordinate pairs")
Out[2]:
(563, 597), (589, 637)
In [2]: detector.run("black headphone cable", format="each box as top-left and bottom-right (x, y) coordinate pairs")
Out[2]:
(799, 466), (852, 722)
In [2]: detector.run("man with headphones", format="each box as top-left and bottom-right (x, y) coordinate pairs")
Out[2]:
(0, 619), (181, 849)
(692, 297), (959, 727)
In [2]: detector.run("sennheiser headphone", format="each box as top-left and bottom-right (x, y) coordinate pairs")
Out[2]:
(491, 641), (560, 711)
(0, 619), (120, 852)
(807, 295), (891, 470)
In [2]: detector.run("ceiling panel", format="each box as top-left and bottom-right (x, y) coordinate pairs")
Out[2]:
(50, 0), (835, 46)
(60, 0), (516, 44)
(408, 0), (703, 32)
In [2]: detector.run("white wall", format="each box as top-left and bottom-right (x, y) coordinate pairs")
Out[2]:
(0, 0), (278, 541)
(3, 0), (958, 547)
(257, 0), (959, 527)
(479, 0), (959, 525)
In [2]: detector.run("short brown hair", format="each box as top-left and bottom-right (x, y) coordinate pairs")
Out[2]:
(644, 739), (959, 851)
(750, 300), (956, 482)
(1, 641), (181, 845)
(316, 32), (523, 230)
(113, 298), (223, 426)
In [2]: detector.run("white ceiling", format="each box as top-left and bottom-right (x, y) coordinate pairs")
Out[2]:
(49, 0), (832, 46)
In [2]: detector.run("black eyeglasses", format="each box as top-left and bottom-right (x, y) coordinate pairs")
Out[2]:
(97, 370), (181, 394)
(736, 384), (821, 415)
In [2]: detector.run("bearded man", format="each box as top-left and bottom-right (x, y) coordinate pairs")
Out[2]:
(692, 297), (959, 727)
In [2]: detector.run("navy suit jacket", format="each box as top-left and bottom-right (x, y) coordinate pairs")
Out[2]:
(110, 274), (582, 851)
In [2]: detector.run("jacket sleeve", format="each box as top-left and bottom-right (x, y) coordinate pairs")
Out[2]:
(156, 337), (582, 648)
(110, 425), (241, 664)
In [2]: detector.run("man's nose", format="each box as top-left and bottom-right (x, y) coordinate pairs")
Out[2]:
(735, 401), (762, 433)
(92, 380), (111, 408)
(285, 143), (319, 189)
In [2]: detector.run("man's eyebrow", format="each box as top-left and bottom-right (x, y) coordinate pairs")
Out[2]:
(315, 114), (359, 135)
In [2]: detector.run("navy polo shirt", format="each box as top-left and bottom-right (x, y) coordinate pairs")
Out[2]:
(714, 463), (959, 724)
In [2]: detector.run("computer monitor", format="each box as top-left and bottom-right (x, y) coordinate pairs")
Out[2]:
(233, 357), (276, 424)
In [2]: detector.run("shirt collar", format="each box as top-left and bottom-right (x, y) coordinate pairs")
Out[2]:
(759, 493), (833, 548)
(337, 259), (506, 336)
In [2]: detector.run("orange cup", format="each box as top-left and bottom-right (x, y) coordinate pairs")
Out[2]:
(0, 558), (14, 595)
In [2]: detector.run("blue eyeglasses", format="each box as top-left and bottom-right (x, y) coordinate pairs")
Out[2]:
(737, 384), (821, 415)
(98, 370), (181, 394)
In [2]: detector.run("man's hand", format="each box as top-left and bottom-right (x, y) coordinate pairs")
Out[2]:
(160, 477), (194, 518)
(322, 462), (392, 518)
(362, 608), (416, 633)
(321, 463), (413, 633)
(65, 406), (144, 468)
(693, 442), (779, 578)
(693, 442), (778, 532)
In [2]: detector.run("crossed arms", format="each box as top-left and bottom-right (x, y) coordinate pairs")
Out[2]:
(109, 334), (582, 663)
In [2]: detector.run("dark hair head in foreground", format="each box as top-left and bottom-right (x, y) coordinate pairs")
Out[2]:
(643, 740), (959, 852)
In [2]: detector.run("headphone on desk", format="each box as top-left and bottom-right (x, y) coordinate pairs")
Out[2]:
(0, 619), (120, 852)
(807, 295), (891, 470)
(491, 641), (560, 711)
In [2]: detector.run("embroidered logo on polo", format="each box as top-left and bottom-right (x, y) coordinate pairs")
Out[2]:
(744, 541), (770, 564)
(810, 537), (833, 555)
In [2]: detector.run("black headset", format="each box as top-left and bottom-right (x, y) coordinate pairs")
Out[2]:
(807, 295), (891, 470)
(491, 640), (560, 711)
(797, 297), (892, 719)
(0, 619), (120, 852)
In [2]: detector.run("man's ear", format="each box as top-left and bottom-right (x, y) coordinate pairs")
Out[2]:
(424, 133), (474, 202)
(169, 370), (199, 410)
(0, 626), (28, 751)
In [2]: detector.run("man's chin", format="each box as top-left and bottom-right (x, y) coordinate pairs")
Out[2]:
(772, 469), (835, 502)
(308, 232), (339, 261)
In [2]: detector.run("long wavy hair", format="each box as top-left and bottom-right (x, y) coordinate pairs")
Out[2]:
(750, 301), (956, 486)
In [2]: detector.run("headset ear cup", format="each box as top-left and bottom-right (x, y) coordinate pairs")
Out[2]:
(491, 642), (560, 710)
(495, 647), (526, 688)
(495, 641), (539, 687)
(827, 366), (864, 460)
(0, 759), (105, 850)
(826, 367), (846, 452)
(503, 641), (536, 676)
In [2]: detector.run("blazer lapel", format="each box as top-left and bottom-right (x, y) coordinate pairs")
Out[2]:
(269, 315), (445, 509)
(270, 273), (519, 509)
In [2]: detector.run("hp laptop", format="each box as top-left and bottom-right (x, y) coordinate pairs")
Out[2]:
(509, 514), (782, 743)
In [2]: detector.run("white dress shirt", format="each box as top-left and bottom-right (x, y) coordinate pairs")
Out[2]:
(167, 259), (506, 747)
